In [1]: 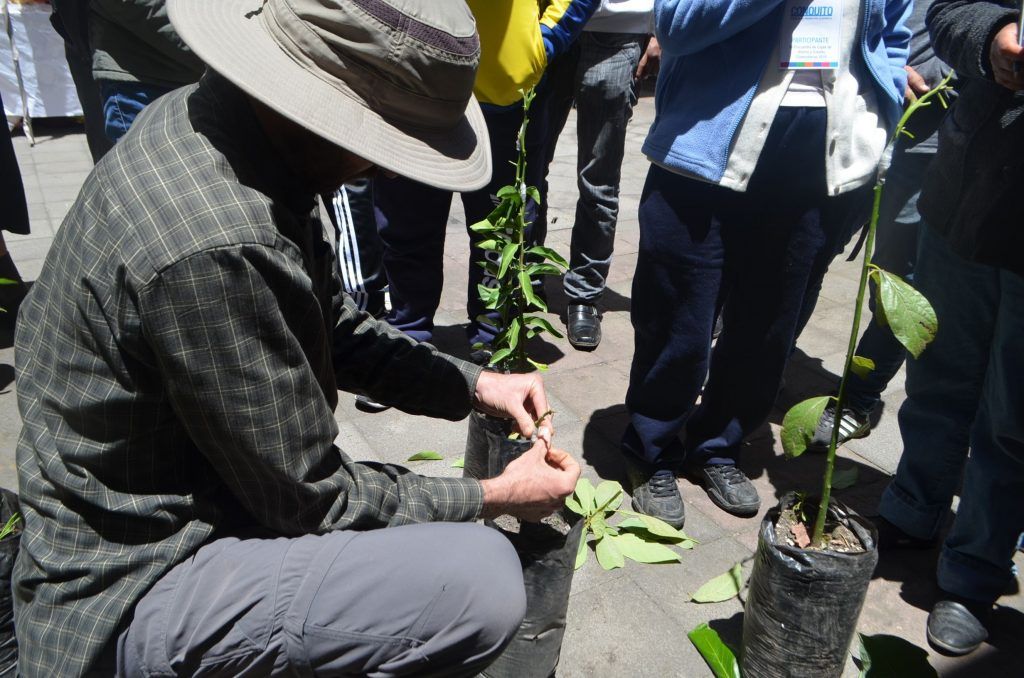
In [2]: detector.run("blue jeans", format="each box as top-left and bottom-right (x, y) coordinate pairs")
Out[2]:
(543, 32), (644, 303)
(100, 81), (174, 142)
(844, 150), (931, 413)
(624, 107), (870, 467)
(374, 93), (555, 345)
(879, 225), (1024, 603)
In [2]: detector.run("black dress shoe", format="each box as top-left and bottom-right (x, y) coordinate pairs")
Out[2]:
(927, 596), (991, 655)
(566, 303), (600, 351)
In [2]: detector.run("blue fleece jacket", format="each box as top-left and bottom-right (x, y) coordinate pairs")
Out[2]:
(643, 0), (912, 183)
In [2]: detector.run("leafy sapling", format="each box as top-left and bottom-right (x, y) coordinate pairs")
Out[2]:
(469, 88), (568, 373)
(780, 76), (952, 547)
(565, 478), (696, 570)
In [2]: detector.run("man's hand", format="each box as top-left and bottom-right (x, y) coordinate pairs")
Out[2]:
(480, 433), (581, 522)
(904, 65), (929, 101)
(635, 36), (661, 82)
(989, 22), (1024, 91)
(473, 371), (551, 438)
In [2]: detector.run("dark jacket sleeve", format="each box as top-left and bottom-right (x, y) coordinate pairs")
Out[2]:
(927, 0), (1018, 79)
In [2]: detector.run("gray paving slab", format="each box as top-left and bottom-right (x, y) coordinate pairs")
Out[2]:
(1, 94), (1022, 678)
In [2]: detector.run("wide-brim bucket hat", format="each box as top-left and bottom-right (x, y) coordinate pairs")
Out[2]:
(168, 0), (491, 192)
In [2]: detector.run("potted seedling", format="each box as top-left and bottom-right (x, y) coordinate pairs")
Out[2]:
(738, 79), (950, 678)
(461, 88), (580, 678)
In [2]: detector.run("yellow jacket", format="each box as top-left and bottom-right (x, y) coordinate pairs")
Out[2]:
(468, 0), (600, 106)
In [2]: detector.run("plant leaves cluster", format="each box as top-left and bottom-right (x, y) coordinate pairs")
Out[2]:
(565, 478), (695, 570)
(469, 88), (567, 372)
(0, 277), (16, 313)
(0, 512), (20, 540)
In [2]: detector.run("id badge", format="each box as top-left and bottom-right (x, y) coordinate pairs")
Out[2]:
(779, 0), (843, 69)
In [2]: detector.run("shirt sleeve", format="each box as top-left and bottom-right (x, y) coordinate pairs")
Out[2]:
(329, 280), (484, 421)
(654, 0), (786, 57)
(137, 244), (484, 534)
(539, 0), (602, 60)
(927, 0), (1018, 80)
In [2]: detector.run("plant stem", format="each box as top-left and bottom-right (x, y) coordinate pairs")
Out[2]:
(811, 75), (953, 546)
(511, 90), (533, 372)
(812, 184), (880, 545)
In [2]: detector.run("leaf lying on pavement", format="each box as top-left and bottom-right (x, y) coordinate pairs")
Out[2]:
(609, 532), (680, 564)
(857, 633), (937, 678)
(691, 562), (744, 603)
(406, 451), (443, 462)
(595, 535), (624, 570)
(450, 456), (465, 468)
(688, 623), (740, 678)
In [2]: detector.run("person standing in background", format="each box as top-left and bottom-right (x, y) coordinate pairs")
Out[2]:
(876, 0), (1024, 657)
(543, 0), (659, 351)
(623, 0), (911, 528)
(89, 0), (203, 142)
(373, 0), (600, 361)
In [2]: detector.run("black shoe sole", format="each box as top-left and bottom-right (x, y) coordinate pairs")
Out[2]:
(926, 628), (983, 656)
(568, 337), (599, 351)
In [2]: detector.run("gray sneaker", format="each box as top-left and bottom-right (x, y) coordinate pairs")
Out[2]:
(810, 404), (870, 451)
(630, 468), (685, 529)
(688, 463), (760, 516)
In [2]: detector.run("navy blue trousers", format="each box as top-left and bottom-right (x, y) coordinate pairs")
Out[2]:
(624, 107), (869, 466)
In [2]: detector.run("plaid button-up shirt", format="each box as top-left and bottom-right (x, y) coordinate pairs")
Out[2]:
(13, 73), (485, 676)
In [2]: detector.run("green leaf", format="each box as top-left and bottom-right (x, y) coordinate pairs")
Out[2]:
(518, 271), (546, 312)
(406, 451), (443, 462)
(573, 478), (597, 512)
(496, 185), (519, 200)
(0, 513), (20, 541)
(526, 245), (569, 269)
(498, 242), (519, 279)
(503, 317), (521, 351)
(594, 481), (624, 513)
(526, 185), (542, 205)
(565, 494), (585, 516)
(526, 358), (549, 372)
(0, 278), (16, 286)
(691, 563), (744, 603)
(610, 533), (680, 564)
(524, 315), (564, 339)
(575, 531), (590, 569)
(781, 395), (833, 458)
(831, 466), (859, 490)
(525, 263), (563, 277)
(871, 268), (937, 358)
(851, 355), (876, 379)
(468, 219), (497, 234)
(688, 623), (740, 678)
(857, 633), (937, 678)
(594, 535), (624, 570)
(488, 347), (514, 367)
(450, 456), (465, 469)
(617, 510), (690, 542)
(476, 239), (501, 252)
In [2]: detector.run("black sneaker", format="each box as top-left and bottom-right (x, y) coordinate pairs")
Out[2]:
(687, 463), (760, 516)
(809, 404), (871, 451)
(630, 468), (685, 529)
(927, 596), (991, 656)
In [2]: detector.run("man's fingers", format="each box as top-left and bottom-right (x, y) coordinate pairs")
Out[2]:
(905, 66), (929, 95)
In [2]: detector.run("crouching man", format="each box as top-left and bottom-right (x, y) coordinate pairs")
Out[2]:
(11, 0), (580, 675)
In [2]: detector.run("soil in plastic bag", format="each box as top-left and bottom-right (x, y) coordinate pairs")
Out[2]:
(464, 411), (582, 677)
(0, 488), (20, 675)
(741, 493), (878, 678)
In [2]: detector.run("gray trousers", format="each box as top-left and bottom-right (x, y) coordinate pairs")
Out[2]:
(116, 523), (525, 677)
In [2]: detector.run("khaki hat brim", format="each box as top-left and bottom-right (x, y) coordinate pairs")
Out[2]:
(168, 0), (492, 192)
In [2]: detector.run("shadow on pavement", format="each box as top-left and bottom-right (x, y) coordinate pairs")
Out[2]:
(0, 364), (12, 393)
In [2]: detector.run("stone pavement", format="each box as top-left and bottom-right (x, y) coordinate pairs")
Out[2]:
(1, 96), (1021, 677)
